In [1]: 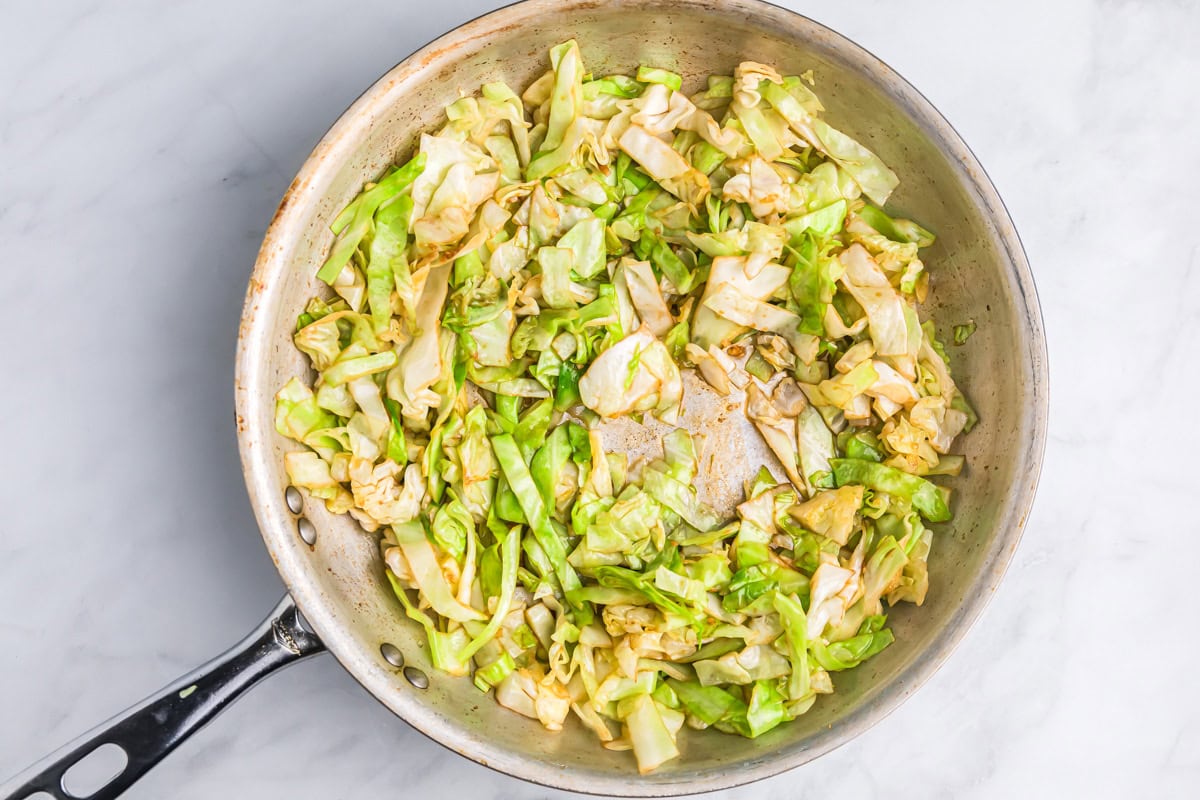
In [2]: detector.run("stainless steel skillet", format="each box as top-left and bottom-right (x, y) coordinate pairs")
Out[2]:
(1, 1), (1048, 797)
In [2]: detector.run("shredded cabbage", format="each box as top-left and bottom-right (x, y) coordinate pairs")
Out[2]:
(277, 40), (975, 773)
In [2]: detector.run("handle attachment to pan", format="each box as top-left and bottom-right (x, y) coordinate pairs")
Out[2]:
(1, 595), (325, 800)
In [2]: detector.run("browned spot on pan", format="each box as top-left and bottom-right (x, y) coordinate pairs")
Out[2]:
(268, 174), (303, 233)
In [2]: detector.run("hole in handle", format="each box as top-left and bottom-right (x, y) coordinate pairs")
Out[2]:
(60, 742), (128, 798)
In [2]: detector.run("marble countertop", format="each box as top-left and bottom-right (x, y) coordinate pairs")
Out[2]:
(2, 1), (1197, 797)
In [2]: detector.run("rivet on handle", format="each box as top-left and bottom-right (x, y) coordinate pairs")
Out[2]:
(297, 517), (316, 546)
(380, 643), (404, 668)
(285, 486), (303, 514)
(404, 666), (429, 689)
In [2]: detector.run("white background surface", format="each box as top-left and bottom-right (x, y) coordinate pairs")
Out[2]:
(2, 1), (1197, 797)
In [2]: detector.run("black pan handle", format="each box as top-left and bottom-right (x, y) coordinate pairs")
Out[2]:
(0, 596), (325, 800)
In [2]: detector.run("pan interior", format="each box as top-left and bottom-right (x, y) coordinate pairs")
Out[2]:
(597, 371), (782, 518)
(235, 1), (1046, 794)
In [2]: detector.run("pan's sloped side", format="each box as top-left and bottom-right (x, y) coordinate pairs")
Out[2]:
(235, 1), (1047, 795)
